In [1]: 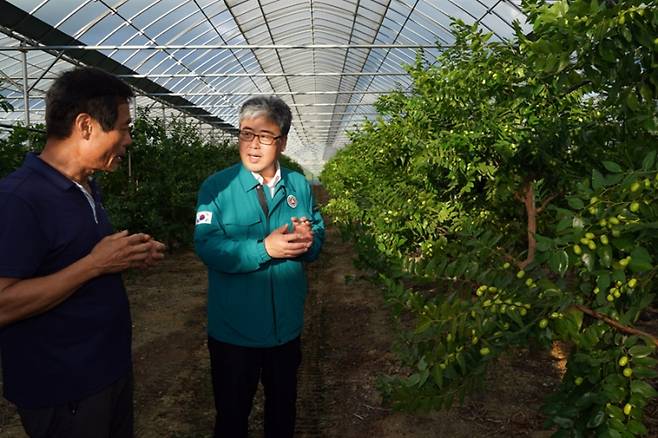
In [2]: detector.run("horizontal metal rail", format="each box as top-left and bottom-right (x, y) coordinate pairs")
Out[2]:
(1, 102), (382, 109)
(0, 43), (445, 51)
(3, 72), (407, 79)
(143, 90), (402, 96)
(168, 102), (381, 108)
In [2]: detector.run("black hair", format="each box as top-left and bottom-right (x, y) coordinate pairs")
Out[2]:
(45, 66), (134, 139)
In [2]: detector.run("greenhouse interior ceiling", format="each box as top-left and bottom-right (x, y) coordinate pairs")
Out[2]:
(0, 0), (532, 176)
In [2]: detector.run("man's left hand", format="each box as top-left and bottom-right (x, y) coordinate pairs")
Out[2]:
(140, 239), (167, 268)
(291, 217), (313, 250)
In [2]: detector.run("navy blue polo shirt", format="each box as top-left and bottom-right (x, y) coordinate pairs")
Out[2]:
(0, 153), (131, 409)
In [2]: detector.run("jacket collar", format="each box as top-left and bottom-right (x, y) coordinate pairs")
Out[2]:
(239, 163), (288, 193)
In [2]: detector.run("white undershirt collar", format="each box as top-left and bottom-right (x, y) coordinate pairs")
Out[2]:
(251, 162), (281, 197)
(71, 180), (98, 224)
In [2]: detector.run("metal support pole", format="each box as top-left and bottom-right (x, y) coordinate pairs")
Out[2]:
(128, 98), (137, 181)
(21, 47), (30, 130)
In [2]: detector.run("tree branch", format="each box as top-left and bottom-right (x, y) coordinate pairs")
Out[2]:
(574, 304), (658, 348)
(537, 192), (560, 215)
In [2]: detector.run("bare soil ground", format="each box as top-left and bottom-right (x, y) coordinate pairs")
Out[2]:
(1, 222), (657, 438)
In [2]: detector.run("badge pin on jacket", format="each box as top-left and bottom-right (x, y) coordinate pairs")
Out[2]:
(287, 194), (297, 208)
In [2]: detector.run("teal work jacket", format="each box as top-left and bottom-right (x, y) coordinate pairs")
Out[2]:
(194, 163), (325, 347)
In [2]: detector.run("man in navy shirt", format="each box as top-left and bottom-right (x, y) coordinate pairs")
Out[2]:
(0, 67), (165, 437)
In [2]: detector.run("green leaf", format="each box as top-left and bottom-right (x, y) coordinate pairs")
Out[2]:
(633, 366), (658, 379)
(624, 336), (641, 348)
(415, 318), (433, 334)
(431, 365), (444, 388)
(581, 252), (594, 272)
(621, 26), (633, 43)
(406, 372), (421, 387)
(628, 345), (655, 359)
(597, 245), (612, 268)
(536, 234), (553, 251)
(633, 356), (658, 369)
(602, 161), (623, 173)
(612, 238), (634, 252)
(635, 22), (655, 49)
(568, 197), (585, 209)
(543, 54), (558, 73)
(592, 169), (605, 190)
(548, 250), (569, 276)
(629, 246), (653, 272)
(581, 327), (600, 349)
(642, 150), (656, 171)
(586, 410), (605, 428)
(604, 173), (624, 186)
(626, 419), (647, 435)
(598, 40), (617, 63)
(556, 216), (573, 232)
(639, 83), (654, 104)
(626, 91), (641, 112)
(630, 380), (658, 398)
(552, 416), (574, 429)
(418, 369), (429, 386)
(609, 419), (626, 433)
(554, 316), (578, 339)
(456, 352), (466, 374)
(602, 384), (626, 403)
(605, 404), (624, 421)
(611, 269), (626, 283)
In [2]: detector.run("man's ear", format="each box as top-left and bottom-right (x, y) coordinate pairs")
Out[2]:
(278, 136), (287, 154)
(73, 113), (93, 140)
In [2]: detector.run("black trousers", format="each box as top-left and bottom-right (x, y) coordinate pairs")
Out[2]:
(207, 336), (302, 438)
(16, 371), (133, 438)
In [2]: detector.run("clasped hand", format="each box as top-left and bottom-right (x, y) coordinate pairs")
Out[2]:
(89, 230), (167, 273)
(264, 217), (314, 259)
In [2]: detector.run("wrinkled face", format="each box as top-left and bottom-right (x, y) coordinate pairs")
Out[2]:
(86, 102), (132, 172)
(239, 115), (286, 179)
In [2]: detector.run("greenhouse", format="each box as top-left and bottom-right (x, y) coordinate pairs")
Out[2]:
(0, 0), (534, 176)
(0, 0), (657, 437)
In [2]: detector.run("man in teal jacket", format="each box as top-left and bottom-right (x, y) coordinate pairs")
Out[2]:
(194, 95), (324, 438)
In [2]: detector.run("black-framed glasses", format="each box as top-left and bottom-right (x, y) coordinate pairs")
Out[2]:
(238, 130), (281, 146)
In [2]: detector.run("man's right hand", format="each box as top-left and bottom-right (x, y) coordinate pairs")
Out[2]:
(0, 231), (164, 327)
(264, 224), (312, 259)
(89, 230), (157, 274)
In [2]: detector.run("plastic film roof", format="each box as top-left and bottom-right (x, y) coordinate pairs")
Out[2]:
(0, 0), (531, 176)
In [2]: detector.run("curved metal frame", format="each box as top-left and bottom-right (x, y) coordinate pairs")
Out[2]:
(0, 0), (531, 175)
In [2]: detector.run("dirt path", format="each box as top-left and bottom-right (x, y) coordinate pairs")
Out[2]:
(1, 223), (657, 437)
(127, 226), (565, 438)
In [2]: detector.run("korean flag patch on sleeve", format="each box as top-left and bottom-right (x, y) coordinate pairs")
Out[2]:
(196, 211), (213, 225)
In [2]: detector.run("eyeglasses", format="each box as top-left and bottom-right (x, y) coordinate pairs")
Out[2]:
(238, 130), (282, 146)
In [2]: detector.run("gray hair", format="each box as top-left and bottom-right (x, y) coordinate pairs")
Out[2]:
(239, 96), (292, 136)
